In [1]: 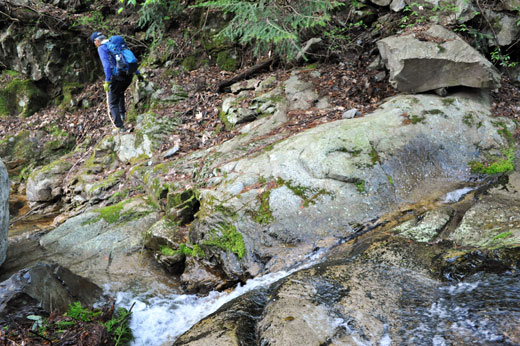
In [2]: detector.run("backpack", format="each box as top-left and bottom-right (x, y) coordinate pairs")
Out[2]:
(105, 35), (138, 78)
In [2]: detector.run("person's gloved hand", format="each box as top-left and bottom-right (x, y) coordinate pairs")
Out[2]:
(104, 81), (111, 92)
(137, 74), (145, 82)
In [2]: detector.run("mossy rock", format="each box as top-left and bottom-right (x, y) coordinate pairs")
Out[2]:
(202, 223), (246, 259)
(0, 131), (41, 179)
(59, 82), (83, 110)
(0, 78), (47, 117)
(166, 188), (200, 225)
(181, 56), (198, 71)
(216, 50), (239, 72)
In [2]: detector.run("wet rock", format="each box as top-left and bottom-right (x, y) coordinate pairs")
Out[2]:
(0, 262), (103, 325)
(39, 198), (167, 291)
(391, 208), (453, 242)
(0, 160), (8, 266)
(145, 217), (187, 275)
(26, 159), (72, 202)
(377, 25), (501, 92)
(0, 233), (47, 283)
(178, 231), (520, 345)
(448, 189), (520, 248)
(173, 288), (269, 346)
(181, 257), (227, 294)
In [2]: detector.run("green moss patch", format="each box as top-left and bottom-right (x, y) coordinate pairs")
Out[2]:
(493, 232), (513, 240)
(84, 199), (153, 225)
(219, 109), (234, 130)
(161, 243), (205, 258)
(370, 146), (380, 165)
(203, 223), (246, 258)
(354, 179), (366, 193)
(88, 170), (125, 195)
(279, 178), (331, 207)
(255, 190), (274, 224)
(181, 56), (198, 71)
(470, 148), (515, 175)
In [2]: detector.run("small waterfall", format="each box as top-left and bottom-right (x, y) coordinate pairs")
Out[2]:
(115, 249), (326, 345)
(443, 186), (476, 203)
(400, 271), (520, 345)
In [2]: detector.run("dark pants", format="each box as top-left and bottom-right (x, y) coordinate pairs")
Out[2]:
(108, 75), (133, 128)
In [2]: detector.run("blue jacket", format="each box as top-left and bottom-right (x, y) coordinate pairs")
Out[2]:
(97, 42), (139, 82)
(97, 43), (114, 82)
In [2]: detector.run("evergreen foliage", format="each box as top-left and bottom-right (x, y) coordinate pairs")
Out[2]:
(194, 0), (344, 60)
(122, 0), (184, 41)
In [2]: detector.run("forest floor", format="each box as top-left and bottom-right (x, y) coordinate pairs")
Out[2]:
(1, 59), (519, 166)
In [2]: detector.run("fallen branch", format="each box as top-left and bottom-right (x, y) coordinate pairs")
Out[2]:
(30, 330), (54, 344)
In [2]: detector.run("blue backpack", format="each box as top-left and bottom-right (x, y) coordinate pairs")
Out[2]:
(106, 35), (138, 78)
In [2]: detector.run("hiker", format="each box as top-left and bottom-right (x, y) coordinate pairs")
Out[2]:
(90, 31), (140, 132)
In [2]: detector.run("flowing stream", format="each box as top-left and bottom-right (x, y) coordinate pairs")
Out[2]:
(115, 250), (327, 345)
(111, 185), (520, 345)
(401, 271), (520, 345)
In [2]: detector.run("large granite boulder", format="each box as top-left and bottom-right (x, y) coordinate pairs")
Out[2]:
(39, 198), (174, 291)
(377, 25), (501, 93)
(0, 262), (103, 326)
(0, 159), (8, 266)
(180, 89), (514, 290)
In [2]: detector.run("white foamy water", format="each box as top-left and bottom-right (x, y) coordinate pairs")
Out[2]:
(116, 250), (326, 345)
(443, 187), (476, 203)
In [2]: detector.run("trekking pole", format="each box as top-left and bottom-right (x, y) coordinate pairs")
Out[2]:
(105, 91), (117, 129)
